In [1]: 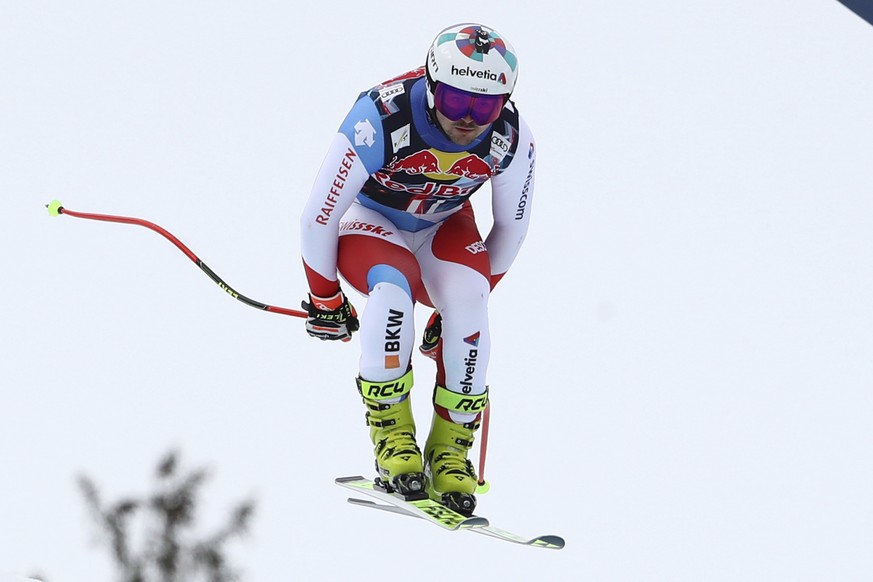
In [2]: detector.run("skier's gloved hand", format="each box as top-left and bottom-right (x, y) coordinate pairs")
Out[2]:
(301, 289), (359, 342)
(419, 310), (441, 360)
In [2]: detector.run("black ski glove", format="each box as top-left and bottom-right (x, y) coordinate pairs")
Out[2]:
(301, 289), (360, 342)
(419, 310), (441, 360)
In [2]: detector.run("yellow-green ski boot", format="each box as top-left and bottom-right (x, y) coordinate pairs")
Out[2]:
(424, 385), (488, 516)
(357, 368), (426, 498)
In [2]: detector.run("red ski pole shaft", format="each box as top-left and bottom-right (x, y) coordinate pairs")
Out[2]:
(46, 200), (307, 318)
(478, 401), (491, 486)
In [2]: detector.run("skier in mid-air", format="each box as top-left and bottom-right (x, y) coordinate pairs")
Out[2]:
(300, 23), (536, 515)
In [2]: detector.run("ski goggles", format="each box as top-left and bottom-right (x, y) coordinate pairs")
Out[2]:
(433, 83), (506, 126)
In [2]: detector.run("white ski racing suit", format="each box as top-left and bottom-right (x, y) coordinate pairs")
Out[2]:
(300, 67), (535, 421)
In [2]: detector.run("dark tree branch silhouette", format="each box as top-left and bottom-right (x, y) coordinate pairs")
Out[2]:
(78, 450), (255, 582)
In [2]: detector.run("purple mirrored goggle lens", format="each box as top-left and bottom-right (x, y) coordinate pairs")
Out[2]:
(433, 83), (506, 125)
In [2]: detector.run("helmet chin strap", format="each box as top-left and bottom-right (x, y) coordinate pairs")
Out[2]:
(424, 73), (437, 109)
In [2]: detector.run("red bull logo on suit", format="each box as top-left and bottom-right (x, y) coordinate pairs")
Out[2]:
(367, 149), (495, 214)
(386, 149), (493, 181)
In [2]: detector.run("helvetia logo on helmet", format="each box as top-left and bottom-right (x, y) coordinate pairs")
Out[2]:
(450, 65), (506, 84)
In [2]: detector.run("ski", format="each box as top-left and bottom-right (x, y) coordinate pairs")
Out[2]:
(348, 497), (565, 549)
(335, 476), (488, 531)
(467, 522), (566, 550)
(337, 476), (565, 549)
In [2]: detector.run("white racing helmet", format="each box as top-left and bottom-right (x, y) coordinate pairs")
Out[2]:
(425, 23), (519, 109)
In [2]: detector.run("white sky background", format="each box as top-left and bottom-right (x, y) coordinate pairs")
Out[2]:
(2, 1), (872, 580)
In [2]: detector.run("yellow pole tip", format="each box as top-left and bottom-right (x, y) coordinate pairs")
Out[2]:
(46, 200), (64, 216)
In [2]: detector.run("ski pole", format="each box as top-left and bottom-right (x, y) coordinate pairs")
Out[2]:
(476, 402), (491, 493)
(45, 200), (307, 318)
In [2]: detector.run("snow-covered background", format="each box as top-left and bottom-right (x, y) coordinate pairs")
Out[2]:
(2, 1), (872, 580)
